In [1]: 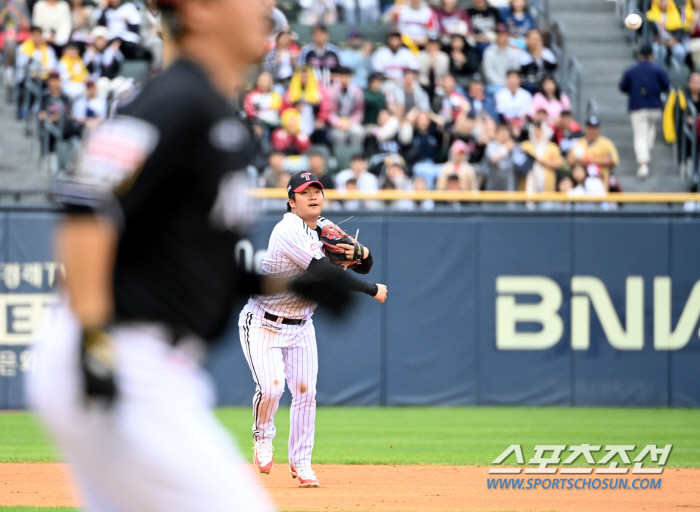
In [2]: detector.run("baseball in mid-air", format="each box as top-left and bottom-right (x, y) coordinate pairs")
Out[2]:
(625, 13), (642, 30)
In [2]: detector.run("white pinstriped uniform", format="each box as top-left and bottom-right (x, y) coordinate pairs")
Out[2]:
(239, 212), (332, 467)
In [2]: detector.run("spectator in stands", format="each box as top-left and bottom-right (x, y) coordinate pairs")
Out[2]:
(364, 108), (412, 157)
(57, 41), (86, 99)
(38, 70), (78, 156)
(341, 0), (380, 25)
(298, 0), (336, 26)
(484, 121), (517, 190)
(335, 154), (380, 198)
(646, 0), (692, 68)
(467, 0), (502, 57)
(261, 150), (287, 188)
(433, 73), (469, 125)
(69, 0), (93, 49)
(404, 109), (444, 176)
(482, 23), (520, 97)
(32, 0), (71, 49)
(448, 110), (486, 163)
(15, 25), (56, 118)
(500, 0), (535, 46)
(619, 42), (670, 179)
(328, 66), (365, 147)
(412, 175), (435, 209)
(263, 30), (299, 87)
(1, 0), (31, 80)
(140, 0), (162, 70)
(271, 108), (312, 155)
(372, 28), (419, 83)
(83, 25), (123, 99)
(567, 115), (620, 191)
(678, 71), (700, 175)
(245, 71), (283, 129)
(387, 67), (430, 116)
(447, 34), (479, 88)
(339, 29), (373, 89)
(553, 109), (583, 157)
(285, 66), (331, 147)
(391, 0), (436, 48)
(688, 0), (700, 69)
(381, 158), (414, 210)
(417, 33), (449, 100)
(308, 148), (336, 189)
(529, 75), (570, 125)
(436, 139), (478, 190)
(71, 79), (105, 133)
(265, 0), (288, 44)
(94, 0), (149, 60)
(520, 121), (564, 192)
(299, 23), (340, 86)
(569, 161), (606, 196)
(519, 28), (557, 94)
(466, 78), (497, 121)
(363, 72), (387, 127)
(434, 0), (471, 43)
(495, 69), (532, 134)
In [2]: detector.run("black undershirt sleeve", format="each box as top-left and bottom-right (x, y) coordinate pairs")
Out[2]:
(351, 251), (373, 275)
(306, 257), (378, 296)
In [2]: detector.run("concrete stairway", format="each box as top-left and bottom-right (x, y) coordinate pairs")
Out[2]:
(549, 0), (690, 192)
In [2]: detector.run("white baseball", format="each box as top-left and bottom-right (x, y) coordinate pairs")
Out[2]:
(625, 13), (642, 30)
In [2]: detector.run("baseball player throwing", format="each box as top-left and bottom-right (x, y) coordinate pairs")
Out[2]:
(240, 170), (387, 487)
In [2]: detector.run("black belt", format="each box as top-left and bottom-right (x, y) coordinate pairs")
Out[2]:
(264, 312), (305, 325)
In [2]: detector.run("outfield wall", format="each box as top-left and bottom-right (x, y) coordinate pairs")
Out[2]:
(2, 211), (700, 408)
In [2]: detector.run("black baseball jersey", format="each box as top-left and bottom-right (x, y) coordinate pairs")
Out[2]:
(58, 58), (257, 342)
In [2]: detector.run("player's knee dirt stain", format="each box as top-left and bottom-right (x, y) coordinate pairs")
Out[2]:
(273, 380), (280, 386)
(300, 383), (307, 394)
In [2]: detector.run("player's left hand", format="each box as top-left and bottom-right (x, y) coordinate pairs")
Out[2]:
(337, 243), (368, 261)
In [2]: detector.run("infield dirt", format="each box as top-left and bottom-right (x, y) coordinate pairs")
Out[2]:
(1, 463), (698, 512)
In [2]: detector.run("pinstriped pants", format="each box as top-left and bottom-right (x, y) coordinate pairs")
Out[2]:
(238, 305), (318, 467)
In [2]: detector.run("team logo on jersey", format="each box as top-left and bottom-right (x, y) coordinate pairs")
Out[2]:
(309, 242), (318, 252)
(209, 169), (257, 232)
(300, 173), (312, 181)
(209, 118), (249, 152)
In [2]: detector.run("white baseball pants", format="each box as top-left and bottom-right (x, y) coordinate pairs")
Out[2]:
(630, 108), (662, 165)
(28, 302), (274, 512)
(238, 305), (318, 468)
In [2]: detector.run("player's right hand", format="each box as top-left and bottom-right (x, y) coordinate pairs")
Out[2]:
(80, 327), (118, 407)
(373, 284), (387, 303)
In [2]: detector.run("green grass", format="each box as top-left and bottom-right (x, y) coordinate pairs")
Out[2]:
(1, 407), (699, 467)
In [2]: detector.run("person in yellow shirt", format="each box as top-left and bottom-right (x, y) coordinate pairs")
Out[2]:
(15, 25), (56, 118)
(521, 121), (564, 192)
(567, 115), (620, 191)
(58, 42), (88, 99)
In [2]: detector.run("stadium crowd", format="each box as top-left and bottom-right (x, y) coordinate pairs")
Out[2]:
(0, 0), (625, 203)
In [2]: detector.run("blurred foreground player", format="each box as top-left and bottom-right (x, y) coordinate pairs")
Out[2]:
(28, 0), (351, 511)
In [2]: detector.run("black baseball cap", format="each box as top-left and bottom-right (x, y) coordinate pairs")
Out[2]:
(586, 115), (601, 127)
(287, 171), (324, 197)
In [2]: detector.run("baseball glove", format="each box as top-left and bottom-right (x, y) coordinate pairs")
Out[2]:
(320, 224), (364, 266)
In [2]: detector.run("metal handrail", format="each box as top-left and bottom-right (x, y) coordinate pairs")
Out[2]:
(549, 20), (567, 85)
(680, 99), (698, 183)
(586, 97), (600, 119)
(564, 56), (583, 119)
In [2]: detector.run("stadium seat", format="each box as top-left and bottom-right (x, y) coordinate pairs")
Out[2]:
(333, 144), (363, 172)
(120, 60), (150, 85)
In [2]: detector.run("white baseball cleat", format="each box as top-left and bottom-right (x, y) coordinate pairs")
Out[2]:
(289, 464), (320, 487)
(253, 441), (274, 474)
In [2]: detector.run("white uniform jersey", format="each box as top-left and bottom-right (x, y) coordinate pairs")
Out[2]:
(396, 4), (436, 42)
(248, 213), (333, 320)
(371, 46), (419, 83)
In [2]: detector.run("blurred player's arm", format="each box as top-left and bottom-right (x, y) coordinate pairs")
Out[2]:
(306, 257), (386, 303)
(56, 214), (117, 329)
